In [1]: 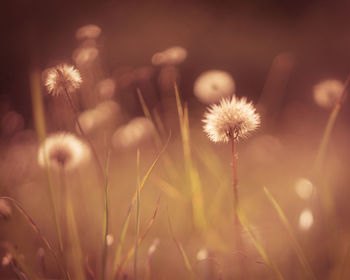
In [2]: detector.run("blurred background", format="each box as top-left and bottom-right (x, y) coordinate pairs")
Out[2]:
(1, 0), (350, 279)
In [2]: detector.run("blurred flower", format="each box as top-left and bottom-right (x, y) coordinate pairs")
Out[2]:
(73, 47), (99, 66)
(77, 101), (120, 134)
(133, 66), (155, 82)
(0, 199), (12, 219)
(298, 208), (314, 231)
(148, 238), (160, 256)
(38, 133), (91, 172)
(106, 234), (114, 246)
(295, 177), (314, 200)
(194, 70), (235, 104)
(196, 248), (209, 261)
(112, 117), (154, 149)
(44, 64), (82, 96)
(1, 253), (12, 266)
(1, 111), (24, 136)
(152, 46), (187, 65)
(76, 24), (101, 40)
(96, 79), (116, 99)
(313, 79), (344, 108)
(203, 96), (260, 143)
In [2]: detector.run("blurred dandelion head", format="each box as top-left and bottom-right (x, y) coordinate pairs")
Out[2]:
(77, 101), (120, 134)
(0, 199), (12, 219)
(73, 46), (99, 67)
(194, 70), (235, 104)
(295, 177), (314, 200)
(313, 79), (344, 108)
(38, 133), (91, 172)
(96, 79), (116, 99)
(112, 117), (154, 149)
(75, 24), (101, 40)
(44, 64), (82, 96)
(106, 234), (114, 246)
(152, 46), (187, 65)
(196, 248), (209, 261)
(298, 208), (314, 231)
(1, 253), (12, 267)
(203, 96), (260, 143)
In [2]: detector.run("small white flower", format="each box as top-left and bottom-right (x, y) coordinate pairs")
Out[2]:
(38, 133), (91, 171)
(44, 64), (82, 96)
(203, 96), (260, 143)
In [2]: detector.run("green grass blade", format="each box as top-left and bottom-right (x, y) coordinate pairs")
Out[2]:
(115, 196), (161, 278)
(174, 83), (207, 230)
(112, 136), (170, 274)
(101, 150), (111, 280)
(236, 208), (284, 280)
(0, 196), (66, 278)
(30, 69), (64, 259)
(167, 209), (194, 277)
(264, 187), (315, 280)
(66, 189), (85, 280)
(134, 150), (141, 280)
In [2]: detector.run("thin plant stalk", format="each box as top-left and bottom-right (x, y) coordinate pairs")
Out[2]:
(237, 208), (284, 280)
(101, 150), (111, 280)
(111, 136), (170, 275)
(60, 170), (84, 280)
(264, 187), (315, 280)
(134, 150), (141, 280)
(230, 138), (248, 279)
(30, 69), (65, 263)
(174, 83), (207, 231)
(62, 87), (104, 181)
(0, 196), (68, 279)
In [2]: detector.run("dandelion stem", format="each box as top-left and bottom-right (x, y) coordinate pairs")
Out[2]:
(62, 87), (104, 182)
(134, 150), (141, 280)
(231, 138), (248, 279)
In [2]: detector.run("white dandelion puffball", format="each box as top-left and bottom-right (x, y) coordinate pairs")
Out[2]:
(152, 46), (187, 65)
(194, 70), (235, 104)
(44, 64), (82, 96)
(295, 177), (314, 200)
(38, 133), (91, 171)
(313, 79), (344, 108)
(298, 208), (314, 231)
(75, 24), (101, 40)
(112, 117), (154, 149)
(203, 96), (260, 143)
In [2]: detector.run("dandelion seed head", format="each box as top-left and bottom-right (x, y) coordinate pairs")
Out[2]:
(76, 24), (101, 40)
(298, 208), (314, 231)
(152, 46), (187, 65)
(313, 79), (344, 108)
(203, 96), (260, 143)
(38, 133), (91, 171)
(44, 64), (82, 96)
(112, 117), (154, 149)
(194, 70), (235, 104)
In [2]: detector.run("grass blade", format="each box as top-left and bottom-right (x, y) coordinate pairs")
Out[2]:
(134, 150), (141, 280)
(0, 196), (67, 278)
(236, 208), (284, 280)
(264, 187), (315, 280)
(101, 150), (111, 280)
(167, 208), (194, 277)
(174, 83), (207, 230)
(115, 196), (161, 278)
(112, 135), (170, 274)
